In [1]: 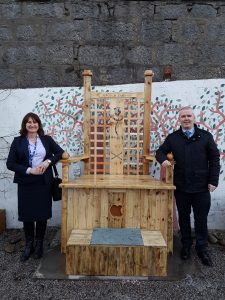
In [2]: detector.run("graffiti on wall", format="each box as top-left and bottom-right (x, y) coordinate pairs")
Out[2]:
(1, 78), (225, 228)
(32, 82), (225, 178)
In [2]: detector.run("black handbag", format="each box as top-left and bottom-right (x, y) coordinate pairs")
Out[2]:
(52, 164), (62, 201)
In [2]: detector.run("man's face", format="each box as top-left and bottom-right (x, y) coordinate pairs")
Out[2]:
(178, 109), (195, 130)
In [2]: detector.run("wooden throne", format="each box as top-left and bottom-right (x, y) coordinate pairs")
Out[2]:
(60, 70), (175, 277)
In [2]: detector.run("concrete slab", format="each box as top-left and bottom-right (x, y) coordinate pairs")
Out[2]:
(34, 234), (201, 280)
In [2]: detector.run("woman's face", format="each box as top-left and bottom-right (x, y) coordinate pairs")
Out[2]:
(26, 117), (39, 134)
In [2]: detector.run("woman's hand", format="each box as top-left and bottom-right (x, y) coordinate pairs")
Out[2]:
(30, 167), (42, 175)
(38, 160), (51, 174)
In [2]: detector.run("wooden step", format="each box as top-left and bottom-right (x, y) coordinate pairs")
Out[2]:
(66, 228), (167, 276)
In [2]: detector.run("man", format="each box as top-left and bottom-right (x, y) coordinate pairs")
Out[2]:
(156, 106), (220, 266)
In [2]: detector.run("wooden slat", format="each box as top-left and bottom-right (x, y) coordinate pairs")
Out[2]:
(61, 188), (68, 253)
(108, 191), (126, 228)
(167, 190), (173, 253)
(110, 98), (124, 174)
(141, 230), (166, 247)
(60, 154), (89, 164)
(91, 92), (144, 99)
(67, 189), (75, 243)
(143, 70), (153, 174)
(83, 70), (92, 174)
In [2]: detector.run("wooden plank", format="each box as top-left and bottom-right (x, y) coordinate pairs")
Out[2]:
(126, 190), (140, 228)
(99, 189), (109, 227)
(143, 70), (153, 174)
(91, 92), (144, 99)
(60, 175), (175, 190)
(60, 154), (89, 164)
(66, 189), (75, 245)
(77, 189), (88, 229)
(107, 247), (117, 276)
(108, 191), (125, 228)
(159, 190), (168, 245)
(82, 70), (92, 174)
(110, 98), (124, 174)
(149, 190), (156, 230)
(141, 230), (166, 247)
(140, 190), (149, 229)
(66, 245), (75, 274)
(167, 190), (174, 253)
(61, 187), (68, 253)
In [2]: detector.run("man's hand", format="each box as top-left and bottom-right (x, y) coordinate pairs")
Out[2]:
(208, 184), (216, 192)
(161, 160), (172, 167)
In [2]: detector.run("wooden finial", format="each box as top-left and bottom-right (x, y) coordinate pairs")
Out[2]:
(167, 152), (174, 163)
(144, 70), (154, 77)
(82, 70), (93, 77)
(62, 152), (70, 159)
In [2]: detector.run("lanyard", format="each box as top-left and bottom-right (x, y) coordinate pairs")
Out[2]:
(27, 137), (37, 167)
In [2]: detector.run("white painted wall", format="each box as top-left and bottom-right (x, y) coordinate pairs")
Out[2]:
(1, 79), (225, 229)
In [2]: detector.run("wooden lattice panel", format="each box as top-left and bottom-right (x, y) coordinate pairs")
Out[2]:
(90, 92), (145, 175)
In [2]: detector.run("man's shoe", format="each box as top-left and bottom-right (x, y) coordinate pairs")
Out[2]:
(180, 247), (191, 260)
(33, 239), (43, 259)
(20, 240), (34, 262)
(197, 251), (213, 267)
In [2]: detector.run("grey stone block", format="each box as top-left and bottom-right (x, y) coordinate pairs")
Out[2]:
(0, 68), (17, 89)
(0, 4), (21, 19)
(172, 20), (207, 43)
(174, 65), (222, 80)
(141, 20), (172, 45)
(17, 68), (61, 88)
(47, 21), (85, 42)
(155, 43), (194, 65)
(2, 46), (43, 65)
(190, 4), (217, 18)
(85, 20), (138, 43)
(25, 3), (65, 18)
(45, 44), (73, 64)
(71, 2), (99, 18)
(196, 45), (225, 65)
(127, 46), (153, 65)
(16, 25), (37, 41)
(155, 4), (188, 19)
(0, 26), (12, 41)
(79, 46), (122, 66)
(61, 67), (82, 86)
(114, 1), (154, 19)
(207, 18), (225, 42)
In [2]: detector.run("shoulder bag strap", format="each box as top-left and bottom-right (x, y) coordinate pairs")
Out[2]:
(52, 164), (59, 178)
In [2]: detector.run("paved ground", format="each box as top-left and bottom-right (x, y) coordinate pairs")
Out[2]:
(1, 228), (225, 300)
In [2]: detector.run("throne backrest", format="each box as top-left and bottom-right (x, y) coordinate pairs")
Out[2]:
(82, 70), (153, 176)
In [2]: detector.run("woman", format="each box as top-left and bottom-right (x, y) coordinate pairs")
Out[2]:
(6, 112), (64, 262)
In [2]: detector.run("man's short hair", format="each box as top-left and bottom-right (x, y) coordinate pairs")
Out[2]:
(178, 106), (193, 113)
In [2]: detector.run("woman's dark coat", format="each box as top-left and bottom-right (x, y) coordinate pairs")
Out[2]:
(156, 125), (220, 193)
(6, 135), (64, 221)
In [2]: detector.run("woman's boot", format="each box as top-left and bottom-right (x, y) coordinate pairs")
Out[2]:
(34, 220), (47, 259)
(20, 237), (35, 262)
(21, 222), (35, 262)
(33, 239), (43, 259)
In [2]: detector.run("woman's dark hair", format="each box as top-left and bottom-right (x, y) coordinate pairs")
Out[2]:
(19, 112), (45, 136)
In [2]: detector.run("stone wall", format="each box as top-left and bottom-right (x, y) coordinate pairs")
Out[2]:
(0, 0), (225, 88)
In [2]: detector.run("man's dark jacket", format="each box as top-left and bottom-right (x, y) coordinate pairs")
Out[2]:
(156, 124), (220, 193)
